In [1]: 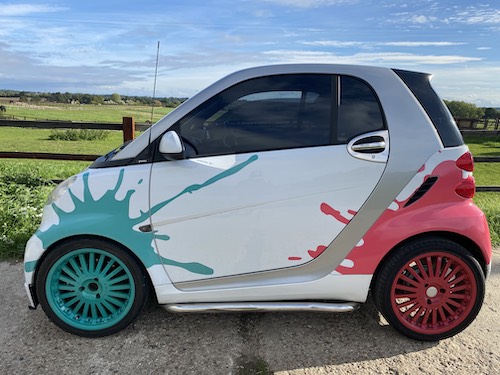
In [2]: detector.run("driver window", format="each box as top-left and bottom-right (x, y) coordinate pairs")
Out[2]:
(179, 74), (332, 157)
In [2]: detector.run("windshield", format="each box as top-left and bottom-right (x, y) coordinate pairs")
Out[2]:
(101, 140), (133, 162)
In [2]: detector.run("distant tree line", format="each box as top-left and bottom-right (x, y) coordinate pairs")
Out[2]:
(1, 89), (498, 118)
(0, 89), (187, 108)
(443, 100), (500, 119)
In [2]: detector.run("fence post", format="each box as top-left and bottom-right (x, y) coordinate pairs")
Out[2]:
(122, 116), (135, 142)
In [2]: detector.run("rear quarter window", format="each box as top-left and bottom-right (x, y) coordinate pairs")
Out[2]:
(336, 76), (385, 143)
(393, 69), (463, 148)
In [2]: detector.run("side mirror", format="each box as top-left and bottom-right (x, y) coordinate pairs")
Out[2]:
(159, 131), (185, 160)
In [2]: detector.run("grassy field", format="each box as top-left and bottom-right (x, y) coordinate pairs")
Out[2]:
(465, 135), (500, 156)
(0, 127), (499, 259)
(465, 135), (500, 186)
(1, 103), (173, 123)
(0, 126), (126, 155)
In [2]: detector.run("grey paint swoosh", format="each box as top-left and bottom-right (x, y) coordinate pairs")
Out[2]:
(175, 68), (442, 292)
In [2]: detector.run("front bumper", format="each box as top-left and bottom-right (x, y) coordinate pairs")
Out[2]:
(24, 234), (45, 310)
(24, 282), (38, 309)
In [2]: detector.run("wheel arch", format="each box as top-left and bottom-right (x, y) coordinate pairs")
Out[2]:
(32, 234), (155, 307)
(370, 230), (488, 293)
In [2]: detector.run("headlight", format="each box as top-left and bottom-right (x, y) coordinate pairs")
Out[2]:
(46, 175), (77, 205)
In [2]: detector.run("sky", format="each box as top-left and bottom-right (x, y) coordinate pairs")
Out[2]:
(0, 0), (499, 106)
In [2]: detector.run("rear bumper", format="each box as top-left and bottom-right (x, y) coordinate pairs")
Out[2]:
(485, 262), (492, 279)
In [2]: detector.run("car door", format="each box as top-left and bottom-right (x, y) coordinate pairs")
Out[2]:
(149, 74), (388, 283)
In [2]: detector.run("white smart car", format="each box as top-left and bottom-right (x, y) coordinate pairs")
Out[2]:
(24, 64), (492, 340)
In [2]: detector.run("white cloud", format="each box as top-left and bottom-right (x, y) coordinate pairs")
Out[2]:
(302, 40), (466, 48)
(262, 0), (355, 8)
(0, 4), (65, 16)
(451, 8), (500, 25)
(383, 41), (466, 47)
(386, 5), (500, 28)
(431, 65), (500, 107)
(262, 50), (482, 65)
(302, 41), (365, 47)
(412, 15), (428, 24)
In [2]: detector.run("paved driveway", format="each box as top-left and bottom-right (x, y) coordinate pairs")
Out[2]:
(1, 249), (499, 374)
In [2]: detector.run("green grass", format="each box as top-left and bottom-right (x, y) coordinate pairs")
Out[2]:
(0, 160), (89, 259)
(463, 135), (500, 157)
(474, 163), (500, 186)
(1, 103), (173, 123)
(462, 135), (500, 186)
(0, 126), (123, 155)
(474, 193), (500, 246)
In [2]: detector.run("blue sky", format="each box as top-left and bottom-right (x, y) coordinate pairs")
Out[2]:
(1, 0), (499, 106)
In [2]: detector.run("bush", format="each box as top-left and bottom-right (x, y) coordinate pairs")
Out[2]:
(0, 161), (84, 259)
(49, 129), (110, 141)
(0, 182), (52, 258)
(0, 166), (54, 258)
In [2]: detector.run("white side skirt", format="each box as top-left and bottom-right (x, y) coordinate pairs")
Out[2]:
(154, 274), (373, 304)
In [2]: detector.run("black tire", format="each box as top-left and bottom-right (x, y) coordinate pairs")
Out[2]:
(36, 238), (149, 337)
(373, 238), (485, 341)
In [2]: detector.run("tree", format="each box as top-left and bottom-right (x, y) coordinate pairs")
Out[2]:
(444, 100), (484, 119)
(80, 94), (93, 104)
(92, 96), (104, 105)
(111, 93), (121, 103)
(484, 107), (500, 119)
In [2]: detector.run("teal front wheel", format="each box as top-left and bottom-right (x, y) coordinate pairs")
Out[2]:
(37, 239), (149, 337)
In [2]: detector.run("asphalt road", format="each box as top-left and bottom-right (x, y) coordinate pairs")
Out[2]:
(1, 249), (499, 375)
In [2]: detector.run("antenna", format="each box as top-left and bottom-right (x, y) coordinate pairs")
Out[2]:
(151, 41), (160, 123)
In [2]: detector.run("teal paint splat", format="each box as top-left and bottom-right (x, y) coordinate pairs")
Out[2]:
(149, 154), (259, 217)
(154, 234), (170, 241)
(35, 154), (258, 276)
(25, 260), (37, 273)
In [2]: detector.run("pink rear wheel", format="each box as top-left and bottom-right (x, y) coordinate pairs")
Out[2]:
(375, 238), (485, 341)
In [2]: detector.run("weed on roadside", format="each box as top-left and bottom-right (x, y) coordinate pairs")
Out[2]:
(235, 355), (271, 375)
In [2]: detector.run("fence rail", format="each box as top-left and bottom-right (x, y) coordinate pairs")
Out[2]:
(456, 117), (500, 130)
(1, 117), (499, 191)
(0, 117), (150, 135)
(0, 151), (100, 161)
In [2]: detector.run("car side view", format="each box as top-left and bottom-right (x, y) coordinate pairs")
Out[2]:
(24, 64), (492, 340)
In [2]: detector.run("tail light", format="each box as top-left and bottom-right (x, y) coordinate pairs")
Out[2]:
(455, 152), (475, 198)
(456, 151), (474, 172)
(455, 176), (476, 198)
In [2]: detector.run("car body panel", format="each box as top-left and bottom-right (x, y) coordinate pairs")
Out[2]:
(150, 145), (386, 283)
(24, 64), (491, 325)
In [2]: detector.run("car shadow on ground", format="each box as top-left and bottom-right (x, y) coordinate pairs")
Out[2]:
(133, 297), (438, 372)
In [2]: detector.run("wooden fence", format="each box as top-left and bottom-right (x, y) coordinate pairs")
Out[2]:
(0, 116), (499, 191)
(0, 117), (148, 161)
(456, 117), (500, 136)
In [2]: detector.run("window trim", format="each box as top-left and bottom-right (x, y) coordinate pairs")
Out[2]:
(166, 73), (387, 159)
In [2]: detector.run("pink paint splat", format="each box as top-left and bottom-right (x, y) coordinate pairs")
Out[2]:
(335, 158), (492, 275)
(287, 154), (491, 275)
(288, 203), (356, 264)
(320, 203), (352, 224)
(308, 245), (327, 258)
